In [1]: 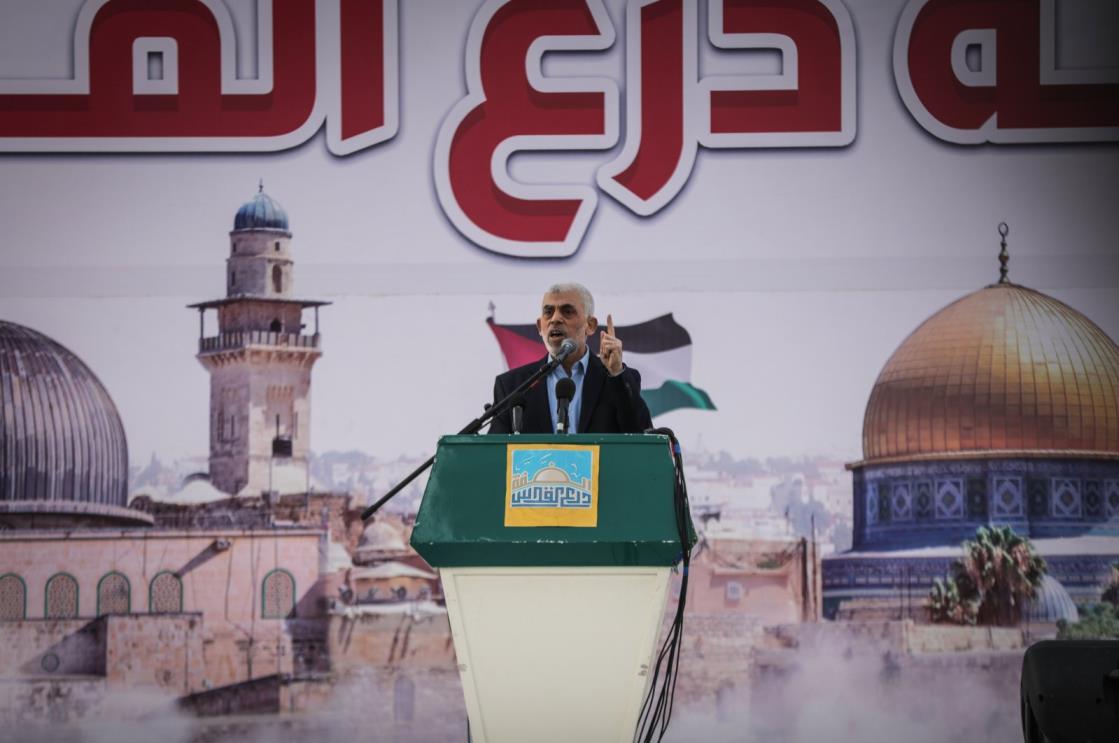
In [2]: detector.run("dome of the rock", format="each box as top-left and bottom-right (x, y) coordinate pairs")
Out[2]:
(862, 283), (1119, 463)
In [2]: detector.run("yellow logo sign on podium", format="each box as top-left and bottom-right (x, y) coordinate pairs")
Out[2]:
(505, 444), (600, 527)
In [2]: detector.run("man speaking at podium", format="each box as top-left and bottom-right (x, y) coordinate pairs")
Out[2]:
(488, 283), (653, 435)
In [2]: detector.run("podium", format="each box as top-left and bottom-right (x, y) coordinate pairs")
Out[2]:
(411, 434), (695, 743)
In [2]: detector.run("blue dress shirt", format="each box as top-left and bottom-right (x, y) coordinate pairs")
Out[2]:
(546, 348), (588, 433)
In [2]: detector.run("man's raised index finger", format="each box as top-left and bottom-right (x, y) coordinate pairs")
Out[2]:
(607, 314), (614, 336)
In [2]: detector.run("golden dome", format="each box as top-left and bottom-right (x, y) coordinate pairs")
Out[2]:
(533, 465), (569, 483)
(862, 283), (1119, 462)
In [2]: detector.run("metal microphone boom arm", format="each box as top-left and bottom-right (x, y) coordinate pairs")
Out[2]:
(361, 344), (574, 520)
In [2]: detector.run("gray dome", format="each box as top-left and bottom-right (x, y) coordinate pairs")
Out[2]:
(1025, 575), (1079, 624)
(233, 189), (290, 232)
(0, 321), (129, 511)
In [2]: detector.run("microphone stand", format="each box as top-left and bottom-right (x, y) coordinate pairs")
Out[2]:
(360, 353), (567, 520)
(555, 380), (574, 434)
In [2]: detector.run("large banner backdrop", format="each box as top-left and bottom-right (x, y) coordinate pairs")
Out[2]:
(1, 0), (1118, 740)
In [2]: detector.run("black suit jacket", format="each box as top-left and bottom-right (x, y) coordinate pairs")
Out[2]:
(488, 353), (653, 434)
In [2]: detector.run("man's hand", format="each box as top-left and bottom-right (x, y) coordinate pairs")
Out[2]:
(599, 314), (624, 376)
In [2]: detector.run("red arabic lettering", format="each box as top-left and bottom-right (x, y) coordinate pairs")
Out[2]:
(434, 0), (617, 257)
(701, 0), (855, 147)
(895, 0), (1119, 143)
(0, 0), (400, 154)
(598, 0), (697, 216)
(332, 0), (398, 154)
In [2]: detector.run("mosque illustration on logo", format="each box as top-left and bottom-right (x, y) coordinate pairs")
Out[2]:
(509, 449), (595, 509)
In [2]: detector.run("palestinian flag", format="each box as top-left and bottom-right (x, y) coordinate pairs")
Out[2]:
(486, 313), (715, 417)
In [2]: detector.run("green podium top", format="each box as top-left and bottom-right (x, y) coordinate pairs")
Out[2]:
(410, 434), (696, 567)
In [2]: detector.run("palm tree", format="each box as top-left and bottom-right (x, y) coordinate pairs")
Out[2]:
(960, 526), (1046, 625)
(929, 575), (974, 625)
(928, 525), (1046, 626)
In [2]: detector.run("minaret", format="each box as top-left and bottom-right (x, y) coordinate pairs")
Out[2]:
(189, 186), (328, 496)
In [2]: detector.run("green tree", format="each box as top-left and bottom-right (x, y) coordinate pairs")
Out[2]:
(929, 575), (975, 625)
(928, 526), (1046, 627)
(1057, 603), (1119, 640)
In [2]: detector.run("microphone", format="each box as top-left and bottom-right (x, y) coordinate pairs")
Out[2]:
(510, 394), (526, 434)
(555, 377), (576, 434)
(554, 338), (578, 362)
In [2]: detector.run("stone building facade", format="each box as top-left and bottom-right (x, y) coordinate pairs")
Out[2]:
(683, 535), (821, 624)
(0, 192), (347, 725)
(189, 187), (328, 496)
(0, 527), (324, 692)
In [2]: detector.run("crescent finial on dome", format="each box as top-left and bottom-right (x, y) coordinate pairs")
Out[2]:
(997, 222), (1010, 284)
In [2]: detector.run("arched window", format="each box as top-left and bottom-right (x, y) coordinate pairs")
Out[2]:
(97, 572), (131, 615)
(272, 265), (283, 293)
(261, 569), (295, 619)
(393, 674), (415, 723)
(270, 319), (282, 333)
(149, 572), (183, 614)
(0, 574), (27, 620)
(45, 573), (79, 619)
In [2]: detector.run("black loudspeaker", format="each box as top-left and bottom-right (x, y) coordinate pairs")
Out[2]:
(1020, 640), (1119, 742)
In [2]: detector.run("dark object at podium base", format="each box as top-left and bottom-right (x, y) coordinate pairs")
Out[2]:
(1021, 640), (1119, 743)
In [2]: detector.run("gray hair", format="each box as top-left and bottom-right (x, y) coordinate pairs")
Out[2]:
(545, 282), (595, 317)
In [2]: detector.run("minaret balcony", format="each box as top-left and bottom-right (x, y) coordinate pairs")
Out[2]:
(199, 331), (321, 354)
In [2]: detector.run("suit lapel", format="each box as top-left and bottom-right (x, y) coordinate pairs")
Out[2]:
(525, 357), (552, 433)
(578, 354), (606, 434)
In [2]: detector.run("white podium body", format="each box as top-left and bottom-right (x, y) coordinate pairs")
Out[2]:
(441, 566), (671, 743)
(410, 435), (693, 742)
